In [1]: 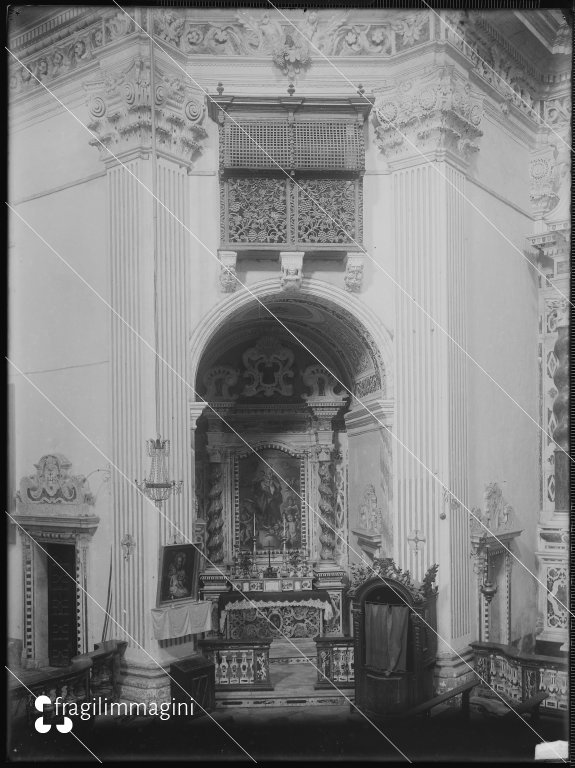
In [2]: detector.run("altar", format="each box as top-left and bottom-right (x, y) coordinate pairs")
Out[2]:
(219, 589), (335, 640)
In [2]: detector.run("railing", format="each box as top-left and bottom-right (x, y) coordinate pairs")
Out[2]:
(471, 641), (568, 716)
(198, 639), (273, 691)
(314, 635), (355, 690)
(9, 657), (92, 727)
(8, 639), (127, 727)
(81, 640), (128, 700)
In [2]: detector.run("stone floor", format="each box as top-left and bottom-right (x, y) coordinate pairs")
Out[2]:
(8, 701), (568, 763)
(8, 642), (568, 763)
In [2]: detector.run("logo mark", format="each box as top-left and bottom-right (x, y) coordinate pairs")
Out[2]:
(34, 695), (73, 734)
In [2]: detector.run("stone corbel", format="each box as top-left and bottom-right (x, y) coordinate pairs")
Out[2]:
(280, 252), (304, 291)
(189, 401), (206, 432)
(218, 250), (238, 293)
(344, 252), (364, 292)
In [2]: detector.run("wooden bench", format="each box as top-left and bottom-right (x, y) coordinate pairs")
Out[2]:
(405, 677), (480, 720)
(501, 691), (549, 725)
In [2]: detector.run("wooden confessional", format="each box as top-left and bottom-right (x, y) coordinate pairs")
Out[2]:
(350, 573), (438, 719)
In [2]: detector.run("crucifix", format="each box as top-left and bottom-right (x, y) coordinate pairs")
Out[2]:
(407, 530), (426, 554)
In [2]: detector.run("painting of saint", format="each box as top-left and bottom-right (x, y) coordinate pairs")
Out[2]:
(238, 449), (302, 551)
(158, 545), (197, 604)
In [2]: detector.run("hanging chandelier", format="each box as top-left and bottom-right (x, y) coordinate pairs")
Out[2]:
(133, 26), (184, 513)
(135, 435), (183, 508)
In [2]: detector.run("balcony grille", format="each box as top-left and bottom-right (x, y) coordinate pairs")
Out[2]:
(222, 119), (364, 172)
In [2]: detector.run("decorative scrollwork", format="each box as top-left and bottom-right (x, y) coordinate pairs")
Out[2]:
(241, 336), (295, 398)
(19, 454), (93, 505)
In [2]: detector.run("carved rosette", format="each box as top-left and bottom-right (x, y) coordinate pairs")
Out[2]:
(84, 57), (207, 165)
(373, 68), (483, 163)
(317, 453), (337, 561)
(206, 464), (224, 563)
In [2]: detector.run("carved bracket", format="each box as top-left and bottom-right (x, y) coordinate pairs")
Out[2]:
(344, 252), (364, 292)
(219, 250), (238, 293)
(280, 252), (304, 291)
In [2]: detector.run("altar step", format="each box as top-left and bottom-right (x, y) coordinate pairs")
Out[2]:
(216, 661), (354, 709)
(268, 638), (315, 664)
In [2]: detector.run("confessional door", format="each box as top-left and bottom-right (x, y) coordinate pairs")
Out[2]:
(46, 543), (77, 667)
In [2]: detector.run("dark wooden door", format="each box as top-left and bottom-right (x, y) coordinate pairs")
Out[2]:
(46, 543), (77, 667)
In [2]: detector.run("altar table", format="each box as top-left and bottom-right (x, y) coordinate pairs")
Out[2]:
(218, 590), (335, 640)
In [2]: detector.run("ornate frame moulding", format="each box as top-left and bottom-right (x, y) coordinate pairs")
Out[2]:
(15, 455), (100, 668)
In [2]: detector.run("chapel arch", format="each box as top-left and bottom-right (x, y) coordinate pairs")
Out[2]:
(191, 286), (394, 635)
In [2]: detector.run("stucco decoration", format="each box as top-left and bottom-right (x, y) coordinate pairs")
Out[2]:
(203, 365), (240, 401)
(9, 11), (136, 95)
(242, 336), (295, 398)
(152, 9), (433, 76)
(441, 10), (540, 118)
(373, 67), (484, 162)
(84, 57), (207, 164)
(18, 454), (94, 506)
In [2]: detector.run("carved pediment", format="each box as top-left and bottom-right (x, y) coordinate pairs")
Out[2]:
(18, 454), (94, 507)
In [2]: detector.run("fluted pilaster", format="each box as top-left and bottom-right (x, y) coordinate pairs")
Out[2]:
(109, 158), (155, 651)
(392, 161), (470, 650)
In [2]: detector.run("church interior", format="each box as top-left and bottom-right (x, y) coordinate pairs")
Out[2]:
(7, 4), (570, 762)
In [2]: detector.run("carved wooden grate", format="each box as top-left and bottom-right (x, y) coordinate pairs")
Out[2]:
(221, 176), (362, 249)
(222, 119), (364, 171)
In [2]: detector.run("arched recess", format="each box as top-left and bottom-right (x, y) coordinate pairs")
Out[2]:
(190, 279), (395, 637)
(189, 278), (394, 400)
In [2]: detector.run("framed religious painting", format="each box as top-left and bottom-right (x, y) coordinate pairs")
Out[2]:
(234, 446), (307, 555)
(157, 544), (199, 606)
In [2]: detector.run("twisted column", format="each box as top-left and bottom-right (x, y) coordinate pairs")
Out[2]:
(552, 316), (569, 515)
(317, 454), (336, 561)
(206, 463), (224, 563)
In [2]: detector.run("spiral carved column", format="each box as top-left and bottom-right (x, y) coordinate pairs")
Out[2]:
(206, 463), (224, 564)
(552, 317), (569, 515)
(317, 452), (337, 562)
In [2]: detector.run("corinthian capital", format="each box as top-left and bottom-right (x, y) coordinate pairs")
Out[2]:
(372, 67), (483, 165)
(84, 56), (207, 166)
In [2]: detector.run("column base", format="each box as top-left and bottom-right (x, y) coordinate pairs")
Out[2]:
(118, 647), (203, 705)
(433, 647), (476, 705)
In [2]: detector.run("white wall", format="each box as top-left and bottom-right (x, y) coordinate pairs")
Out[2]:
(466, 113), (540, 646)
